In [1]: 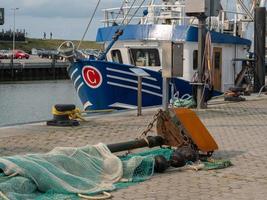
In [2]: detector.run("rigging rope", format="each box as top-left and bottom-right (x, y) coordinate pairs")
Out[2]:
(101, 0), (147, 59)
(104, 0), (132, 41)
(121, 0), (139, 25)
(123, 0), (147, 27)
(107, 0), (147, 36)
(237, 0), (254, 20)
(77, 0), (101, 50)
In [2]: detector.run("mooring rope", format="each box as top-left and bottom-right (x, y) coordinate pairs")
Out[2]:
(51, 106), (116, 122)
(258, 85), (267, 97)
(52, 106), (86, 121)
(0, 191), (10, 200)
(78, 191), (112, 200)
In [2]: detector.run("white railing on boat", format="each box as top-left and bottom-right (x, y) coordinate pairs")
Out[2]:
(218, 10), (253, 37)
(102, 4), (189, 26)
(101, 3), (254, 38)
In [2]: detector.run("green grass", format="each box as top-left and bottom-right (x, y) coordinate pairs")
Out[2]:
(0, 38), (102, 53)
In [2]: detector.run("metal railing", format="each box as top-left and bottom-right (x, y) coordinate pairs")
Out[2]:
(101, 3), (254, 38)
(217, 10), (253, 37)
(101, 4), (190, 26)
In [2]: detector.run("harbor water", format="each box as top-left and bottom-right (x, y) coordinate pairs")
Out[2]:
(0, 80), (82, 127)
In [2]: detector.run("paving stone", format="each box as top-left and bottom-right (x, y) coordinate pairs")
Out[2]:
(1, 97), (267, 199)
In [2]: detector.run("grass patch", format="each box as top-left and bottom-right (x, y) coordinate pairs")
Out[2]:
(0, 38), (102, 53)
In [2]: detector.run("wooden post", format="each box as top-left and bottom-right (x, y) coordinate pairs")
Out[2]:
(254, 7), (266, 92)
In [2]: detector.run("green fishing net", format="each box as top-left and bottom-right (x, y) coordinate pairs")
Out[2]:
(0, 144), (173, 200)
(0, 144), (231, 200)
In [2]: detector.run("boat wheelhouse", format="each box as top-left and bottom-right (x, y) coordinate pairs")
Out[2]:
(97, 24), (251, 92)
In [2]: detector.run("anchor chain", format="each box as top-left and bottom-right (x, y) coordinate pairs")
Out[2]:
(138, 109), (196, 150)
(138, 110), (163, 139)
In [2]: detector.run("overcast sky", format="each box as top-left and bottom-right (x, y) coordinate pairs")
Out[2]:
(0, 0), (258, 41)
(0, 0), (122, 40)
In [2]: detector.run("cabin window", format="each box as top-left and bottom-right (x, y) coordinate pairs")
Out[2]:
(193, 50), (198, 70)
(130, 49), (161, 67)
(111, 50), (123, 64)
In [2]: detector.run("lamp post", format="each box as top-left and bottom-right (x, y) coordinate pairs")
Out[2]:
(11, 7), (19, 78)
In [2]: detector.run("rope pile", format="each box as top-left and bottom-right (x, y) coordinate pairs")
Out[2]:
(51, 106), (85, 121)
(171, 94), (196, 108)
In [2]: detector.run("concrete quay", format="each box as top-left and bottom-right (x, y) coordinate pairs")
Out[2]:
(0, 55), (69, 82)
(0, 95), (267, 200)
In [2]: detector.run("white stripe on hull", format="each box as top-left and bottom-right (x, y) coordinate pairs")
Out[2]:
(107, 75), (161, 90)
(106, 67), (157, 82)
(109, 103), (137, 109)
(107, 81), (162, 97)
(77, 82), (84, 94)
(74, 75), (81, 87)
(70, 68), (78, 80)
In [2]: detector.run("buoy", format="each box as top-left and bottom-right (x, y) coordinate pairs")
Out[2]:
(154, 155), (169, 173)
(46, 104), (80, 127)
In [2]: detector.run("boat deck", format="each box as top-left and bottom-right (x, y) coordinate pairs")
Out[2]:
(1, 95), (267, 199)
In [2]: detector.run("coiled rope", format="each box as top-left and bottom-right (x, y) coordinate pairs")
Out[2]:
(51, 106), (115, 121)
(78, 191), (112, 200)
(52, 106), (85, 121)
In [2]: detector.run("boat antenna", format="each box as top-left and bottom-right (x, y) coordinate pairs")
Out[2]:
(98, 0), (147, 60)
(77, 0), (101, 50)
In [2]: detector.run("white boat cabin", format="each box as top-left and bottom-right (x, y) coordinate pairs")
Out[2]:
(98, 25), (251, 92)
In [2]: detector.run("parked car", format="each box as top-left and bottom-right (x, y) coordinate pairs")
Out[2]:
(31, 48), (39, 55)
(38, 49), (63, 60)
(0, 50), (12, 59)
(0, 50), (5, 59)
(14, 50), (30, 59)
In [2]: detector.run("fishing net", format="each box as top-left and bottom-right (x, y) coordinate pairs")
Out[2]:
(0, 144), (231, 200)
(0, 144), (173, 200)
(202, 159), (233, 170)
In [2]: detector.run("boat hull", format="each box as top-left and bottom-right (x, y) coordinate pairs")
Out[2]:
(68, 60), (195, 110)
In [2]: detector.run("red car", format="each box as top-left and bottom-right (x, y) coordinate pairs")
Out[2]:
(14, 50), (30, 59)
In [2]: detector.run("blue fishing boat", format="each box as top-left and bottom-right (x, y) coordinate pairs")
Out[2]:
(65, 0), (254, 110)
